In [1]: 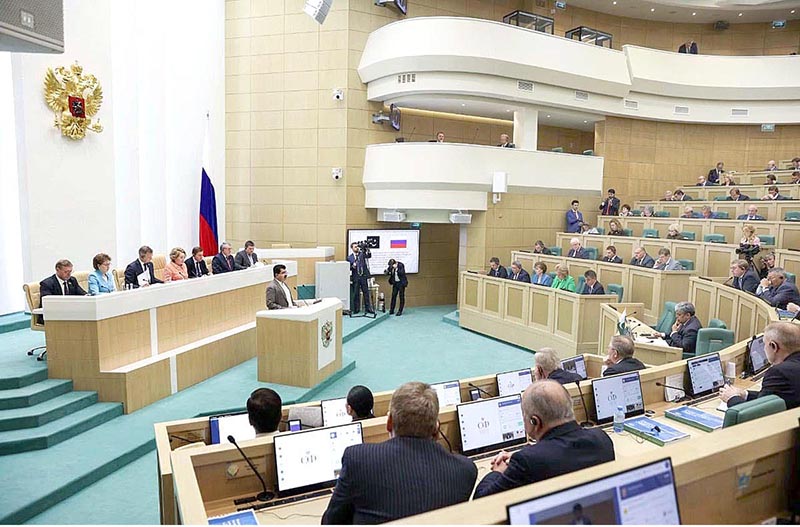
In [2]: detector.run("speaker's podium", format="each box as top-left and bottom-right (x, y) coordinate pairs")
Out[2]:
(256, 298), (343, 387)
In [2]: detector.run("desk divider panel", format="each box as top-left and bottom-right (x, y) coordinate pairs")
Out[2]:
(483, 280), (502, 315)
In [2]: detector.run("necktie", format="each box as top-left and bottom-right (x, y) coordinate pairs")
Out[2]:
(196, 262), (201, 276)
(63, 280), (68, 295)
(227, 257), (232, 270)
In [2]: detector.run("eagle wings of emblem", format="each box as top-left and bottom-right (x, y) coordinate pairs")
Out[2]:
(43, 62), (103, 140)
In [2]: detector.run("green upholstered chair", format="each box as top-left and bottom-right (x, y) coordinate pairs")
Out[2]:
(714, 196), (728, 201)
(595, 227), (605, 235)
(708, 318), (727, 329)
(576, 276), (586, 293)
(583, 149), (594, 155)
(551, 147), (564, 153)
(607, 283), (623, 302)
(632, 209), (641, 216)
(722, 395), (786, 428)
(677, 259), (694, 271)
(547, 271), (556, 280)
(653, 211), (670, 218)
(786, 271), (796, 285)
(680, 231), (696, 241)
(784, 211), (800, 221)
(704, 233), (726, 243)
(685, 328), (735, 359)
(584, 247), (598, 261)
(653, 301), (677, 335)
(549, 247), (562, 256)
(715, 211), (730, 219)
(623, 228), (633, 237)
(642, 228), (659, 238)
(759, 234), (776, 246)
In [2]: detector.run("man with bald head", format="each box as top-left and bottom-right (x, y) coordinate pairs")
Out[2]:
(473, 381), (615, 499)
(533, 348), (582, 385)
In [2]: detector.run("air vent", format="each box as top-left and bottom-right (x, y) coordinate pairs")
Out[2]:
(674, 105), (690, 115)
(624, 99), (639, 110)
(731, 108), (749, 117)
(575, 90), (589, 101)
(396, 73), (416, 84)
(517, 80), (534, 92)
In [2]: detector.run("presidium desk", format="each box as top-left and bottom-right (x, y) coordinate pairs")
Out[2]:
(42, 266), (287, 413)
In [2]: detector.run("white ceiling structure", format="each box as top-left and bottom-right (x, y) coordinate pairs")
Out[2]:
(564, 0), (800, 24)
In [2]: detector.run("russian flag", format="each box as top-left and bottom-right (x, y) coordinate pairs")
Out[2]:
(199, 130), (218, 255)
(390, 239), (407, 249)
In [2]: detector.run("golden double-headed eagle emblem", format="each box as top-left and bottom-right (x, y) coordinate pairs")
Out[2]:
(43, 62), (103, 140)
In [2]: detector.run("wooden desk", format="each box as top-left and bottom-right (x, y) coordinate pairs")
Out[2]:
(597, 304), (683, 365)
(635, 199), (800, 224)
(682, 183), (800, 202)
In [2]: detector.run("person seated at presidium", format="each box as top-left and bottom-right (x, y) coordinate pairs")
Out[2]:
(661, 190), (673, 202)
(660, 302), (702, 356)
(719, 322), (800, 410)
(697, 175), (712, 187)
(322, 382), (477, 524)
(187, 246), (211, 278)
(757, 268), (800, 310)
(247, 388), (282, 438)
(567, 238), (589, 259)
(674, 189), (689, 201)
(738, 204), (765, 221)
(603, 245), (623, 264)
(88, 253), (115, 295)
(212, 242), (236, 274)
(551, 264), (575, 292)
(607, 219), (626, 236)
(346, 385), (375, 421)
(488, 257), (508, 279)
(124, 245), (163, 288)
(509, 261), (531, 283)
(730, 259), (759, 294)
(599, 188), (620, 216)
(40, 260), (87, 312)
(163, 247), (189, 281)
(740, 224), (761, 247)
(472, 381), (615, 499)
(603, 335), (645, 376)
(653, 248), (683, 271)
(266, 264), (295, 309)
(666, 223), (683, 240)
(531, 262), (552, 286)
(581, 270), (604, 295)
(533, 240), (551, 255)
(234, 240), (258, 269)
(630, 247), (655, 268)
(533, 348), (582, 384)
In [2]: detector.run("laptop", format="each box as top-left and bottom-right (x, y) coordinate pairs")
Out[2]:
(507, 458), (681, 525)
(687, 353), (725, 397)
(456, 394), (527, 457)
(431, 380), (462, 408)
(496, 368), (533, 397)
(209, 412), (255, 445)
(561, 355), (588, 380)
(746, 335), (770, 377)
(591, 371), (645, 425)
(321, 398), (352, 427)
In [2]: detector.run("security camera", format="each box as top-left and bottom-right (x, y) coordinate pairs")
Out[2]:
(333, 89), (344, 101)
(332, 168), (343, 180)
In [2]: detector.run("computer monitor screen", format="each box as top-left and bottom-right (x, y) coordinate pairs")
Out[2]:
(390, 103), (401, 131)
(209, 412), (255, 445)
(687, 352), (724, 396)
(507, 458), (680, 525)
(497, 369), (533, 397)
(456, 394), (527, 456)
(273, 422), (363, 496)
(748, 335), (769, 375)
(591, 372), (645, 424)
(321, 398), (352, 427)
(561, 355), (588, 380)
(431, 380), (462, 408)
(394, 0), (407, 14)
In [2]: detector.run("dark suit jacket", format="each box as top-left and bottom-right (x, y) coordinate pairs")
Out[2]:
(599, 197), (620, 216)
(187, 258), (210, 278)
(737, 214), (765, 221)
(387, 262), (408, 288)
(211, 253), (235, 274)
(602, 357), (646, 376)
(265, 279), (292, 309)
(679, 42), (698, 54)
(549, 368), (583, 384)
(498, 142), (515, 148)
(707, 168), (722, 183)
(759, 281), (800, 309)
(568, 248), (589, 259)
(732, 269), (759, 294)
(39, 275), (87, 301)
(124, 260), (163, 288)
(726, 195), (751, 201)
(630, 255), (655, 268)
(728, 352), (800, 410)
(603, 255), (623, 264)
(488, 266), (508, 279)
(322, 436), (477, 524)
(473, 422), (614, 499)
(233, 249), (258, 270)
(666, 315), (702, 355)
(581, 282), (605, 295)
(509, 269), (531, 283)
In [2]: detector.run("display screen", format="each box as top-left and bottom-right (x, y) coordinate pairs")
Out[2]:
(687, 353), (724, 396)
(209, 412), (256, 445)
(321, 398), (352, 427)
(347, 229), (420, 274)
(592, 372), (645, 424)
(394, 0), (407, 14)
(431, 380), (462, 408)
(390, 103), (401, 131)
(561, 355), (588, 380)
(748, 335), (769, 375)
(457, 394), (527, 456)
(497, 369), (533, 397)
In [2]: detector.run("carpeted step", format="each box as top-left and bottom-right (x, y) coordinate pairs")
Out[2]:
(0, 403), (123, 455)
(0, 312), (30, 335)
(0, 391), (98, 432)
(0, 379), (73, 410)
(442, 309), (460, 327)
(0, 367), (48, 391)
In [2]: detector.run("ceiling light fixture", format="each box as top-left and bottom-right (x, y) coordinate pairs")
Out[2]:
(546, 115), (551, 118)
(738, 12), (743, 16)
(792, 9), (796, 14)
(692, 12), (696, 16)
(461, 103), (466, 107)
(650, 7), (655, 12)
(583, 120), (588, 123)
(612, 1), (617, 4)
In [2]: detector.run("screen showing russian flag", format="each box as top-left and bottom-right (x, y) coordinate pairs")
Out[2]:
(347, 229), (420, 274)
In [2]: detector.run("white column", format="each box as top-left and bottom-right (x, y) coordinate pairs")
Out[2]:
(513, 108), (538, 150)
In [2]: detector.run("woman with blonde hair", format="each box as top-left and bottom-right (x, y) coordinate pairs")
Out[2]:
(163, 247), (189, 281)
(740, 224), (761, 247)
(608, 219), (626, 236)
(666, 223), (683, 240)
(551, 264), (576, 292)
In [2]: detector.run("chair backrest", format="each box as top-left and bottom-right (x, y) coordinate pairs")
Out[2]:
(713, 196), (728, 201)
(549, 247), (562, 256)
(112, 267), (126, 290)
(653, 211), (670, 218)
(582, 149), (594, 155)
(551, 147), (564, 153)
(642, 228), (659, 238)
(708, 318), (727, 329)
(607, 283), (623, 302)
(584, 247), (598, 260)
(22, 283), (44, 331)
(151, 255), (167, 280)
(703, 233), (726, 243)
(681, 231), (696, 241)
(654, 301), (677, 335)
(759, 234), (776, 246)
(695, 328), (735, 357)
(623, 228), (633, 237)
(785, 211), (800, 221)
(722, 395), (786, 428)
(632, 210), (641, 216)
(576, 276), (586, 293)
(715, 211), (730, 219)
(677, 259), (694, 271)
(786, 271), (797, 285)
(547, 271), (556, 280)
(595, 227), (605, 235)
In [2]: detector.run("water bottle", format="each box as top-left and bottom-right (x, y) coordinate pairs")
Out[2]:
(613, 405), (625, 434)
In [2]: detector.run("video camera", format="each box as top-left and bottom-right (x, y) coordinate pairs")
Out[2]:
(736, 243), (760, 262)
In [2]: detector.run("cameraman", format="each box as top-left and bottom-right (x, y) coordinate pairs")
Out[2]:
(385, 259), (407, 316)
(347, 242), (374, 314)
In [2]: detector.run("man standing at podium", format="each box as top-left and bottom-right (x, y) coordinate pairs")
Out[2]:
(266, 264), (295, 309)
(347, 242), (374, 314)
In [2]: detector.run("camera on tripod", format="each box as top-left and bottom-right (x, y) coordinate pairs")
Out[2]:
(736, 243), (760, 262)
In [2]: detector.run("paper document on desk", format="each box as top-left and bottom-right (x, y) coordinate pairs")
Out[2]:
(663, 373), (685, 402)
(716, 401), (728, 412)
(623, 417), (689, 446)
(208, 510), (258, 525)
(137, 271), (150, 287)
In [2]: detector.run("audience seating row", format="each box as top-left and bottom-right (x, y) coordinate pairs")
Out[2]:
(682, 183), (800, 202)
(635, 200), (800, 222)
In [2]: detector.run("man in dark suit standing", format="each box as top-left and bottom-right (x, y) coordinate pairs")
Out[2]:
(187, 246), (211, 278)
(124, 245), (164, 288)
(707, 161), (724, 184)
(757, 268), (800, 309)
(39, 259), (88, 322)
(581, 270), (605, 295)
(720, 322), (800, 409)
(234, 240), (258, 270)
(211, 242), (235, 274)
(386, 259), (407, 316)
(508, 261), (531, 283)
(488, 257), (508, 279)
(602, 336), (646, 376)
(266, 264), (295, 309)
(567, 238), (590, 259)
(630, 247), (655, 268)
(730, 259), (759, 294)
(599, 189), (620, 216)
(322, 382), (477, 524)
(533, 348), (582, 385)
(566, 200), (584, 233)
(347, 242), (374, 314)
(662, 302), (702, 356)
(473, 381), (614, 498)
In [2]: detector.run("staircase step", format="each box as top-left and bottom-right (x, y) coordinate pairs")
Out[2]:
(0, 367), (48, 391)
(0, 391), (98, 432)
(0, 312), (30, 335)
(0, 379), (73, 410)
(442, 309), (460, 327)
(0, 403), (123, 455)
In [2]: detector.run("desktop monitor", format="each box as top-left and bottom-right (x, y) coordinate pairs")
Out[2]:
(389, 103), (401, 131)
(507, 458), (681, 525)
(687, 352), (724, 397)
(561, 355), (588, 380)
(431, 380), (462, 408)
(591, 372), (645, 425)
(209, 412), (256, 445)
(456, 394), (527, 456)
(321, 398), (352, 427)
(273, 422), (363, 496)
(747, 335), (769, 376)
(497, 369), (533, 397)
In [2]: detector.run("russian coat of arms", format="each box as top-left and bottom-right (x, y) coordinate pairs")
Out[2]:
(321, 320), (334, 348)
(43, 62), (103, 140)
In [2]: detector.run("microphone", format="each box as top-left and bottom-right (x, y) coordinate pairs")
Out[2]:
(655, 382), (693, 401)
(406, 126), (416, 142)
(227, 435), (274, 503)
(573, 381), (594, 428)
(467, 383), (493, 398)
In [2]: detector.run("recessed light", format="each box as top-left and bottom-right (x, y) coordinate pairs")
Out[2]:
(546, 115), (551, 118)
(612, 1), (617, 4)
(461, 103), (466, 107)
(650, 7), (655, 12)
(506, 109), (511, 113)
(792, 9), (796, 14)
(738, 12), (743, 16)
(583, 120), (588, 123)
(692, 12), (696, 16)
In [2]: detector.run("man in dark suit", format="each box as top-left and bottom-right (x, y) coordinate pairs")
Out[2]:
(599, 188), (620, 216)
(497, 133), (515, 148)
(707, 161), (724, 184)
(567, 238), (590, 259)
(674, 189), (690, 201)
(266, 264), (295, 309)
(603, 246), (623, 264)
(757, 268), (800, 309)
(473, 381), (614, 498)
(678, 40), (698, 54)
(39, 259), (87, 318)
(727, 188), (750, 201)
(212, 242), (235, 274)
(630, 247), (655, 268)
(508, 261), (531, 283)
(602, 336), (646, 376)
(347, 242), (374, 314)
(187, 246), (211, 278)
(581, 270), (605, 295)
(762, 186), (790, 201)
(730, 259), (759, 294)
(488, 257), (508, 279)
(662, 301), (702, 356)
(124, 245), (164, 288)
(737, 204), (765, 221)
(386, 259), (407, 316)
(566, 200), (584, 233)
(234, 240), (258, 270)
(701, 206), (718, 220)
(720, 322), (800, 410)
(322, 382), (477, 524)
(533, 348), (583, 385)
